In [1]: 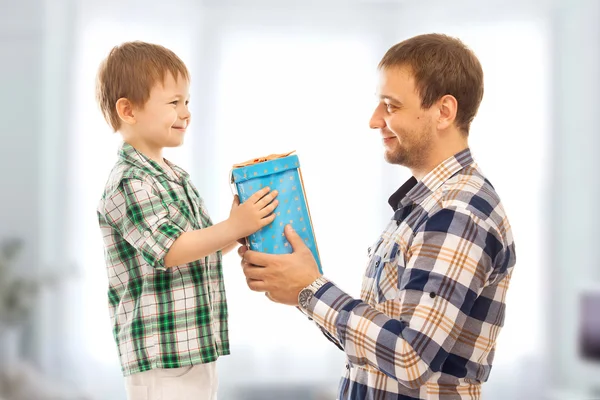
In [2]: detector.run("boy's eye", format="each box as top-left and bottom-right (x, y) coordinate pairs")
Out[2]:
(170, 100), (190, 106)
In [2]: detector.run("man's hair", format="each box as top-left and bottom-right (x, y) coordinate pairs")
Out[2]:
(379, 33), (484, 135)
(96, 41), (190, 132)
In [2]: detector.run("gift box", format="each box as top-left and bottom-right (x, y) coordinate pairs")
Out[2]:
(231, 151), (322, 273)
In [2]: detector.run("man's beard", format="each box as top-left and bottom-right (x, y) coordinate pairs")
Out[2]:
(384, 125), (434, 169)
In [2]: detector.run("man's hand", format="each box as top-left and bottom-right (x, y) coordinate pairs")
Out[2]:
(238, 224), (321, 306)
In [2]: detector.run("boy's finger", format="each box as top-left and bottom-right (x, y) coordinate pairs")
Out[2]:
(249, 186), (271, 202)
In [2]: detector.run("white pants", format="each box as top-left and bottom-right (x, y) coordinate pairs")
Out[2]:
(124, 362), (218, 400)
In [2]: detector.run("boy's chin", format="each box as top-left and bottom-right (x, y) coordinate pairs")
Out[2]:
(164, 138), (185, 148)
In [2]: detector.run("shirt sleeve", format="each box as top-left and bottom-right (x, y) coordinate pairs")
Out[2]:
(304, 207), (507, 388)
(296, 306), (344, 351)
(101, 178), (185, 270)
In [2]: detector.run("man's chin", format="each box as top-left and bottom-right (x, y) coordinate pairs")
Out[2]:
(384, 150), (407, 166)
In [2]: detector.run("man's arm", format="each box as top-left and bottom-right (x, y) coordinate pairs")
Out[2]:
(296, 306), (344, 351)
(303, 208), (509, 388)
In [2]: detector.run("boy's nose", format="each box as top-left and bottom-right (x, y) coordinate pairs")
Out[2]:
(180, 108), (191, 120)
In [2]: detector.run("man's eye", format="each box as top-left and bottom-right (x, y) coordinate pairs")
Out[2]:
(386, 104), (396, 112)
(170, 101), (179, 105)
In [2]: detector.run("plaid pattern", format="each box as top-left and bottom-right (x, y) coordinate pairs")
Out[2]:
(97, 142), (229, 376)
(304, 149), (516, 399)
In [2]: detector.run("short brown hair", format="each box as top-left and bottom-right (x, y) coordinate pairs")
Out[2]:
(379, 33), (484, 134)
(96, 41), (190, 132)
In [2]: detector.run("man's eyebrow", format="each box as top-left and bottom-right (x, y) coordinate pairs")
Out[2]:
(379, 94), (402, 105)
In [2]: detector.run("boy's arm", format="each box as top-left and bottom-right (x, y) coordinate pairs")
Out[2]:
(221, 241), (240, 256)
(164, 221), (239, 267)
(102, 178), (276, 270)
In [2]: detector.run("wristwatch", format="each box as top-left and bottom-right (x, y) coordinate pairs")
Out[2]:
(298, 276), (328, 310)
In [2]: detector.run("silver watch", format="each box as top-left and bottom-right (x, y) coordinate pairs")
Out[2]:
(298, 276), (328, 309)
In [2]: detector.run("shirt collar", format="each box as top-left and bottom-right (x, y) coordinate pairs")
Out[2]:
(117, 141), (189, 181)
(388, 148), (475, 212)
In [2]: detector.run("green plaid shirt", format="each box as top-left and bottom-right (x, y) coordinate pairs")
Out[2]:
(97, 142), (229, 376)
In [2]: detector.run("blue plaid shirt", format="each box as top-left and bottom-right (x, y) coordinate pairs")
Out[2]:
(304, 149), (516, 399)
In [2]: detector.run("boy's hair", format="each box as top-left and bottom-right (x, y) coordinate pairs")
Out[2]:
(379, 33), (484, 135)
(96, 41), (190, 132)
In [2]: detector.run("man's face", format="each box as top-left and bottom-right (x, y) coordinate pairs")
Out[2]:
(132, 72), (191, 149)
(370, 66), (437, 170)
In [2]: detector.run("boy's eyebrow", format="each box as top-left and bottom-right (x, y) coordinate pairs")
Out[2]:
(170, 93), (191, 99)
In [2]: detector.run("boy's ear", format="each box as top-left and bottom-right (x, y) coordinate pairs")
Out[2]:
(116, 98), (136, 125)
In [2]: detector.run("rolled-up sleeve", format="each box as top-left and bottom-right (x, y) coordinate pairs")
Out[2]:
(102, 179), (185, 269)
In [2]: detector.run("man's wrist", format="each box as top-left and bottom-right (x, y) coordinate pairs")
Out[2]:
(298, 276), (329, 310)
(305, 275), (327, 292)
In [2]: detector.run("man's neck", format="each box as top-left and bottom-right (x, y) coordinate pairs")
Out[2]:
(411, 141), (469, 181)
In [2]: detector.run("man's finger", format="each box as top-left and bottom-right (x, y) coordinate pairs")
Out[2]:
(243, 249), (275, 267)
(238, 245), (248, 258)
(242, 263), (267, 281)
(283, 224), (306, 252)
(247, 278), (267, 292)
(265, 292), (275, 302)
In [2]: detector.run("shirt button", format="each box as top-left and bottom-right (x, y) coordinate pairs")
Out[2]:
(375, 260), (380, 267)
(144, 230), (151, 238)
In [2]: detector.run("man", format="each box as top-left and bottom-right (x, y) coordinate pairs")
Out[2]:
(239, 33), (516, 400)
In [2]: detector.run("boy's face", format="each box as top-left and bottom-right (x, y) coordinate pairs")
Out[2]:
(131, 72), (191, 149)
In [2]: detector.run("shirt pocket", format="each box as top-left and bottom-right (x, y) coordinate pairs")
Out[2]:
(364, 237), (384, 279)
(373, 239), (402, 305)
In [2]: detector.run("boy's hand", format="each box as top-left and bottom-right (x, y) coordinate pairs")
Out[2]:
(229, 197), (248, 245)
(228, 188), (278, 238)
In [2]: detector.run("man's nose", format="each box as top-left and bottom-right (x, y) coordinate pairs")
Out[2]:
(369, 104), (386, 130)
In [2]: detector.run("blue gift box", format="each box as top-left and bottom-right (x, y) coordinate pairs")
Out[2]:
(231, 152), (322, 273)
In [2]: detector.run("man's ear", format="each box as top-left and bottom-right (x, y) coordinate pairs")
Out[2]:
(437, 94), (458, 131)
(116, 98), (136, 126)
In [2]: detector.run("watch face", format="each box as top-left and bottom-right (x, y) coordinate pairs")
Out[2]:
(299, 289), (313, 308)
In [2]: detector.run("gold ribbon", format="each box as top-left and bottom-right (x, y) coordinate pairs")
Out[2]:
(232, 150), (296, 168)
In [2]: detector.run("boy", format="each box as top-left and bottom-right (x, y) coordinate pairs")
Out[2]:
(95, 41), (278, 400)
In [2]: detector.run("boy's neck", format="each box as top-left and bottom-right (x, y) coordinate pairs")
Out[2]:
(124, 139), (167, 168)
